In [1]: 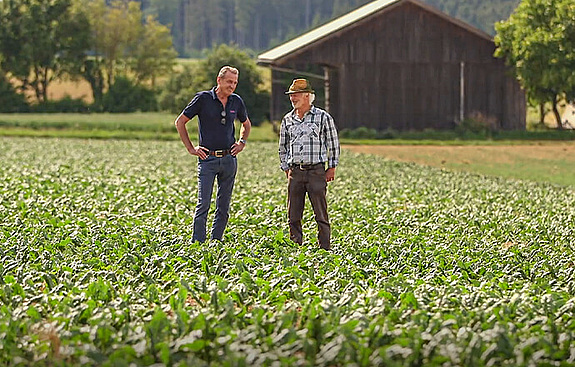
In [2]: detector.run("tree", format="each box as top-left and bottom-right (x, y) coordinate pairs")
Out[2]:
(78, 0), (176, 107)
(129, 15), (177, 87)
(102, 75), (157, 112)
(95, 0), (141, 88)
(144, 0), (181, 53)
(494, 0), (575, 129)
(0, 69), (29, 112)
(73, 0), (107, 106)
(145, 0), (179, 26)
(0, 0), (90, 103)
(157, 63), (201, 114)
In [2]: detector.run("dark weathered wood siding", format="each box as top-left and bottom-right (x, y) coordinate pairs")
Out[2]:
(269, 1), (525, 131)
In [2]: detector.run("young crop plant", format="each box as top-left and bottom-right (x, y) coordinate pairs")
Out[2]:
(1, 137), (574, 366)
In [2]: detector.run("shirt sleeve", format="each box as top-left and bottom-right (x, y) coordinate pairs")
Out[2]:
(278, 117), (290, 171)
(236, 95), (248, 123)
(323, 111), (340, 168)
(182, 92), (202, 119)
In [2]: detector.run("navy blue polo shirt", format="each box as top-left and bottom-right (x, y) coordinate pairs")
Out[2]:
(182, 87), (248, 151)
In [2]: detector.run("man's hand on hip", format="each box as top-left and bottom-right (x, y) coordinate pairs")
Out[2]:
(231, 141), (245, 156)
(192, 146), (209, 160)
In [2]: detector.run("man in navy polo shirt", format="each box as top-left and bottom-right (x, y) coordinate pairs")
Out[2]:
(175, 66), (251, 243)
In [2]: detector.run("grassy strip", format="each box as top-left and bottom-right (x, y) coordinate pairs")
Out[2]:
(0, 122), (279, 141)
(0, 127), (180, 140)
(4, 128), (574, 145)
(0, 112), (177, 130)
(0, 113), (182, 138)
(2, 113), (575, 143)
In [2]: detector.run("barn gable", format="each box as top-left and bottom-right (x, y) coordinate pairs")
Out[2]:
(257, 0), (525, 131)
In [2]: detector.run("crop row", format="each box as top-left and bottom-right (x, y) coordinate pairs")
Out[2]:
(1, 137), (574, 366)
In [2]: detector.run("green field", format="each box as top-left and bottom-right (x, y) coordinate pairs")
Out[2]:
(1, 137), (575, 366)
(0, 113), (278, 141)
(2, 113), (575, 143)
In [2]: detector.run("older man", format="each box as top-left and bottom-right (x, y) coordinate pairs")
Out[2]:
(175, 66), (251, 243)
(279, 78), (340, 250)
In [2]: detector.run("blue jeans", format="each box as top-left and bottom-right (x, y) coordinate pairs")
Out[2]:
(192, 155), (237, 243)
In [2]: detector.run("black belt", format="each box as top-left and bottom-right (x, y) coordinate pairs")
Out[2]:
(209, 149), (231, 157)
(290, 162), (325, 170)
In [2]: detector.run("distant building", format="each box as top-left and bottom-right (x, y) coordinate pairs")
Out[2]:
(257, 0), (526, 131)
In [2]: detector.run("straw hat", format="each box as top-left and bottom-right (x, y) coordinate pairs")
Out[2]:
(285, 78), (315, 94)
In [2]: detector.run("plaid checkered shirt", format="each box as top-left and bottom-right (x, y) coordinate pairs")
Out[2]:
(279, 105), (340, 171)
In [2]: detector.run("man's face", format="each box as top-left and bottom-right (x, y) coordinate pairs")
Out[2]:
(217, 72), (239, 97)
(289, 92), (309, 110)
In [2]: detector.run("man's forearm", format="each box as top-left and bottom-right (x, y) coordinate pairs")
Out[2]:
(175, 114), (195, 154)
(239, 119), (252, 141)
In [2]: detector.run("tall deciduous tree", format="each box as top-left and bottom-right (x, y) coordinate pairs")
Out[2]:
(0, 0), (90, 103)
(494, 0), (575, 129)
(78, 0), (176, 106)
(130, 15), (177, 87)
(75, 0), (106, 106)
(97, 0), (141, 87)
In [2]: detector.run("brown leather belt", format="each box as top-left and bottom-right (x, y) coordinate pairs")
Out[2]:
(209, 149), (231, 157)
(290, 162), (324, 170)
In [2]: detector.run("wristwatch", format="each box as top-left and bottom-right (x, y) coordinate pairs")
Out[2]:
(239, 138), (247, 145)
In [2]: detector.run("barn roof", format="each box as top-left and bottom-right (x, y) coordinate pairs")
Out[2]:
(257, 0), (493, 64)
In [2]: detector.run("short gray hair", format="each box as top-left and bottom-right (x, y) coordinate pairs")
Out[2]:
(309, 93), (316, 104)
(218, 66), (239, 79)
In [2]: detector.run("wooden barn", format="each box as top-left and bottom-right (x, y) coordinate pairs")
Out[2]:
(257, 0), (526, 131)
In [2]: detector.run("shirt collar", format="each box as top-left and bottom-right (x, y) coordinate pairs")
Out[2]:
(209, 87), (217, 100)
(291, 105), (317, 118)
(210, 87), (237, 102)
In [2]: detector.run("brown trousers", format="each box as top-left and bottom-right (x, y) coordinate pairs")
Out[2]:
(287, 164), (330, 249)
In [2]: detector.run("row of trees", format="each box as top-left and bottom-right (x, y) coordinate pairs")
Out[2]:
(140, 0), (374, 56)
(0, 0), (176, 110)
(0, 0), (572, 130)
(140, 0), (521, 57)
(426, 0), (520, 36)
(0, 0), (270, 122)
(494, 0), (575, 129)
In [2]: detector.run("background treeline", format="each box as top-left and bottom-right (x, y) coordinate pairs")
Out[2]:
(3, 0), (571, 131)
(424, 0), (521, 36)
(0, 0), (270, 122)
(140, 0), (521, 57)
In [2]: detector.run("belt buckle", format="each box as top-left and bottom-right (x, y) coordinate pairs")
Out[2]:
(299, 163), (310, 170)
(214, 150), (224, 157)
